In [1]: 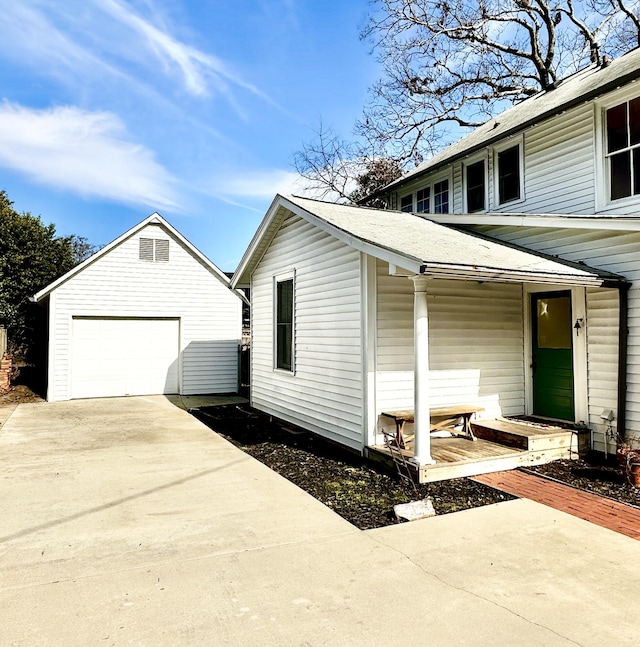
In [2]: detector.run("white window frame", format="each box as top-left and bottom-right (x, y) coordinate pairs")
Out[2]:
(398, 170), (453, 214)
(493, 136), (525, 208)
(595, 88), (640, 211)
(463, 153), (489, 213)
(273, 270), (295, 374)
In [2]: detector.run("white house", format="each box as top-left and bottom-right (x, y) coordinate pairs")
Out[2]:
(374, 46), (640, 456)
(233, 48), (640, 480)
(33, 213), (245, 402)
(232, 195), (624, 480)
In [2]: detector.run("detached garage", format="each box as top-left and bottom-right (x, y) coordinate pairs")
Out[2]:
(32, 213), (245, 402)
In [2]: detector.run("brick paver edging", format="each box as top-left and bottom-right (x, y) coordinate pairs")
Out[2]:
(472, 469), (640, 540)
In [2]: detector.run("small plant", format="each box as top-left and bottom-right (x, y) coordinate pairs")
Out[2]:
(616, 436), (640, 487)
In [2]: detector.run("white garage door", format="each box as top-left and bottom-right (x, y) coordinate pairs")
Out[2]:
(71, 318), (180, 399)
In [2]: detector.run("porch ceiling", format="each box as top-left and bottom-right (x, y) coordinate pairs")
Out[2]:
(283, 196), (626, 288)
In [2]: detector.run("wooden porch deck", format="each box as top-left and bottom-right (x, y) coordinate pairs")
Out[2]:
(366, 418), (585, 483)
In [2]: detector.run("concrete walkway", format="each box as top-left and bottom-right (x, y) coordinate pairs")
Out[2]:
(474, 469), (640, 539)
(2, 397), (640, 646)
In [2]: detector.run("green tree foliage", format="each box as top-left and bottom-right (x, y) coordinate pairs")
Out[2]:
(0, 190), (94, 359)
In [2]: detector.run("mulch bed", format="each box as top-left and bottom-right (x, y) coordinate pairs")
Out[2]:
(193, 404), (514, 530)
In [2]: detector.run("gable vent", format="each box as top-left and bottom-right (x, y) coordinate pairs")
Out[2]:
(155, 239), (169, 262)
(139, 237), (169, 262)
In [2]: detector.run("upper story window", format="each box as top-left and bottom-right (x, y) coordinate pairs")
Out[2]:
(139, 238), (169, 262)
(399, 178), (449, 214)
(275, 274), (294, 372)
(497, 145), (521, 204)
(465, 159), (486, 212)
(606, 97), (640, 200)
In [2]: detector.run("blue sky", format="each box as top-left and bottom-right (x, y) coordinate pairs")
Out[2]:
(0, 0), (378, 271)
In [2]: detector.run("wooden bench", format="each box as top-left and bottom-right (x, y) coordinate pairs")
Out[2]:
(381, 405), (485, 449)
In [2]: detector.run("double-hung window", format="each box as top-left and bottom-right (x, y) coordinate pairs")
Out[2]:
(497, 145), (521, 204)
(399, 178), (449, 214)
(275, 274), (294, 372)
(606, 97), (640, 200)
(465, 159), (486, 212)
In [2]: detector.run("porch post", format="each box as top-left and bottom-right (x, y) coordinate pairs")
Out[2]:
(410, 275), (435, 465)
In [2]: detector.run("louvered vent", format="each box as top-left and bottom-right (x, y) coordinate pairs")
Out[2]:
(139, 237), (169, 262)
(155, 239), (169, 262)
(139, 238), (154, 261)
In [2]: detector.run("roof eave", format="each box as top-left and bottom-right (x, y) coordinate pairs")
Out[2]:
(420, 263), (625, 287)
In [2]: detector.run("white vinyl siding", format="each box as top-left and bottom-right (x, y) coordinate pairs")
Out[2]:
(376, 260), (524, 420)
(472, 224), (640, 445)
(48, 222), (241, 401)
(395, 102), (597, 215)
(522, 105), (595, 214)
(251, 214), (364, 451)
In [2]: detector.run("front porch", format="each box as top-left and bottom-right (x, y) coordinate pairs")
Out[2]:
(366, 418), (588, 483)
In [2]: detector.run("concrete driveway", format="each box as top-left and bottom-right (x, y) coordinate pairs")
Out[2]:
(2, 397), (639, 646)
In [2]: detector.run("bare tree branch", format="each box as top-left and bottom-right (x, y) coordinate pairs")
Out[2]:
(293, 0), (640, 202)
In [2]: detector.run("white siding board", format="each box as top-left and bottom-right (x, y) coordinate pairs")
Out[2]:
(375, 260), (525, 423)
(49, 223), (241, 400)
(250, 214), (364, 451)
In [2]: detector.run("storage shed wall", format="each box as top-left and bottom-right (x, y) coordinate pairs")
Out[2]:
(48, 223), (242, 401)
(472, 225), (637, 449)
(250, 213), (364, 451)
(375, 260), (525, 423)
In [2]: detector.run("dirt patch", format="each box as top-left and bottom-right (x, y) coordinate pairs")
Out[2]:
(0, 384), (44, 406)
(193, 405), (514, 530)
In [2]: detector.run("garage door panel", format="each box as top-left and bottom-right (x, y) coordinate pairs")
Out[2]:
(71, 318), (179, 399)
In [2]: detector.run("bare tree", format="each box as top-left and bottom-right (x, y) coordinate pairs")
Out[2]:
(295, 0), (640, 200)
(293, 123), (401, 204)
(359, 0), (640, 163)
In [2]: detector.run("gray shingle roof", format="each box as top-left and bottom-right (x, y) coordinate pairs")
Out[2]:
(282, 196), (624, 285)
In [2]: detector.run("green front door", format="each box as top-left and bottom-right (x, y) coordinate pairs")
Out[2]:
(532, 292), (575, 421)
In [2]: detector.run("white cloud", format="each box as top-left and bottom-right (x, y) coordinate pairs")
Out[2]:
(0, 102), (179, 210)
(93, 0), (273, 102)
(0, 1), (274, 109)
(214, 169), (318, 199)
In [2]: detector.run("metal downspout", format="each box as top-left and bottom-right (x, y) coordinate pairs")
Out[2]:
(617, 283), (630, 445)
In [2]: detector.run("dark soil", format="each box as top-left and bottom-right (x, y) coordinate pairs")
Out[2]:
(193, 404), (515, 530)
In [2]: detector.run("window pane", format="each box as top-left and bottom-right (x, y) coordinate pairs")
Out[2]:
(631, 98), (640, 146)
(276, 279), (293, 371)
(466, 160), (485, 212)
(607, 103), (628, 153)
(537, 297), (571, 349)
(434, 180), (449, 213)
(416, 188), (430, 213)
(634, 148), (640, 195)
(498, 146), (520, 204)
(400, 194), (413, 212)
(611, 151), (631, 200)
(277, 325), (292, 371)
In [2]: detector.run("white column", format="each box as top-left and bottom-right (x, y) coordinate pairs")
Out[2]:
(410, 275), (435, 465)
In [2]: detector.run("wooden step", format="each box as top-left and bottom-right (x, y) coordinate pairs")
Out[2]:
(471, 419), (576, 453)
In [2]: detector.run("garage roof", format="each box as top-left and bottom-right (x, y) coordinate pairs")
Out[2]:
(32, 213), (247, 304)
